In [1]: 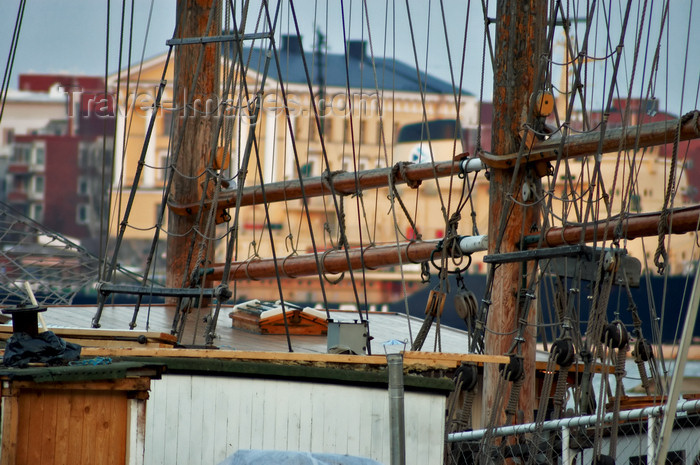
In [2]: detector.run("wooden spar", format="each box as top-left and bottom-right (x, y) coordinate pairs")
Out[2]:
(526, 204), (700, 247)
(168, 109), (699, 216)
(206, 240), (441, 281)
(480, 110), (700, 169)
(484, 0), (547, 427)
(166, 0), (220, 292)
(203, 205), (700, 281)
(168, 157), (470, 216)
(168, 112), (699, 217)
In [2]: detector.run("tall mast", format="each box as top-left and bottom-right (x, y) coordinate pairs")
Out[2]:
(483, 0), (548, 425)
(166, 0), (221, 293)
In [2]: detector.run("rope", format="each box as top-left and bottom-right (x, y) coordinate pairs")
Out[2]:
(290, 0), (368, 331)
(654, 112), (687, 274)
(608, 343), (629, 458)
(252, 1), (336, 326)
(388, 163), (422, 241)
(410, 314), (434, 352)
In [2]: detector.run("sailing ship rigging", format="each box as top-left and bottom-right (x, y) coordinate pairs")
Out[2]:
(1, 0), (700, 463)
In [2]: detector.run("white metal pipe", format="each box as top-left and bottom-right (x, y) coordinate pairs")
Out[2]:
(460, 157), (486, 173)
(561, 426), (572, 465)
(656, 266), (700, 464)
(387, 353), (406, 465)
(447, 399), (700, 442)
(647, 415), (658, 463)
(459, 235), (488, 254)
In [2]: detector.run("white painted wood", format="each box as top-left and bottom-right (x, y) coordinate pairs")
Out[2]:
(212, 376), (230, 461)
(175, 376), (197, 463)
(113, 111), (125, 188)
(125, 399), (146, 465)
(297, 381), (313, 452)
(144, 108), (156, 187)
(357, 390), (374, 460)
(188, 373), (204, 464)
(263, 110), (276, 184)
(144, 374), (447, 465)
(249, 381), (265, 450)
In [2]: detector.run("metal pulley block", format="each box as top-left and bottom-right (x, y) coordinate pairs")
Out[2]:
(601, 320), (629, 350)
(454, 289), (478, 320)
(634, 338), (653, 362)
(550, 338), (576, 367)
(602, 251), (617, 272)
(499, 355), (524, 382)
(455, 362), (479, 392)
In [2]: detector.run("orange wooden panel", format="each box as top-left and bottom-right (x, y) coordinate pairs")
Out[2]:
(39, 390), (58, 465)
(1, 396), (19, 464)
(259, 309), (328, 335)
(52, 390), (71, 465)
(13, 389), (128, 465)
(67, 390), (86, 461)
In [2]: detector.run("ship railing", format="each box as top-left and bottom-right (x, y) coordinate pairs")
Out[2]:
(445, 399), (700, 464)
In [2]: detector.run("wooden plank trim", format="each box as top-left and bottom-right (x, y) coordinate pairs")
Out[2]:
(8, 378), (151, 392)
(79, 347), (510, 367)
(0, 326), (176, 343)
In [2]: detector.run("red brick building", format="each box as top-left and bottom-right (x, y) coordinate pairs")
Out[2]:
(5, 74), (115, 244)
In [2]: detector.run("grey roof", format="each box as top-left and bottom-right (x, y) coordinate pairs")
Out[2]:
(235, 36), (471, 95)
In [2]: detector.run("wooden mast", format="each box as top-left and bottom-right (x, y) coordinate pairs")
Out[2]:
(483, 0), (548, 426)
(166, 0), (220, 294)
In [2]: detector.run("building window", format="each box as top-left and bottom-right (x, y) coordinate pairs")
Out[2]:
(361, 119), (372, 145)
(321, 117), (332, 142)
(342, 158), (369, 173)
(30, 204), (43, 222)
(12, 145), (30, 163)
(157, 151), (170, 181)
(78, 177), (89, 195)
(79, 144), (89, 168)
(308, 118), (319, 141)
(77, 204), (89, 224)
(3, 128), (14, 145)
(161, 108), (175, 136)
(299, 152), (321, 178)
(33, 176), (45, 194)
(630, 194), (641, 212)
(34, 146), (45, 166)
(344, 118), (353, 143)
(13, 177), (27, 192)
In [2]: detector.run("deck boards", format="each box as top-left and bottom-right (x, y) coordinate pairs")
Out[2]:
(7, 303), (477, 355)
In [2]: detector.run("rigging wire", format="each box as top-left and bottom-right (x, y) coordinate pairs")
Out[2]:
(258, 0), (336, 324)
(0, 0), (26, 128)
(109, 0), (156, 258)
(282, 0), (369, 328)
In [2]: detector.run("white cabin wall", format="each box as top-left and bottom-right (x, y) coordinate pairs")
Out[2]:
(143, 374), (446, 465)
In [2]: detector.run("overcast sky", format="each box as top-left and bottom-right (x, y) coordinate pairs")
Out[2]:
(1, 1), (698, 116)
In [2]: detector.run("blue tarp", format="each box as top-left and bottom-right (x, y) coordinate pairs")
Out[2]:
(217, 450), (384, 465)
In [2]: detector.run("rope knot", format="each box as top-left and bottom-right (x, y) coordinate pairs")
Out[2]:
(392, 162), (422, 189)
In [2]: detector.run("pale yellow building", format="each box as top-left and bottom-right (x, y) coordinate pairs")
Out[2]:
(107, 38), (478, 270)
(108, 40), (695, 278)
